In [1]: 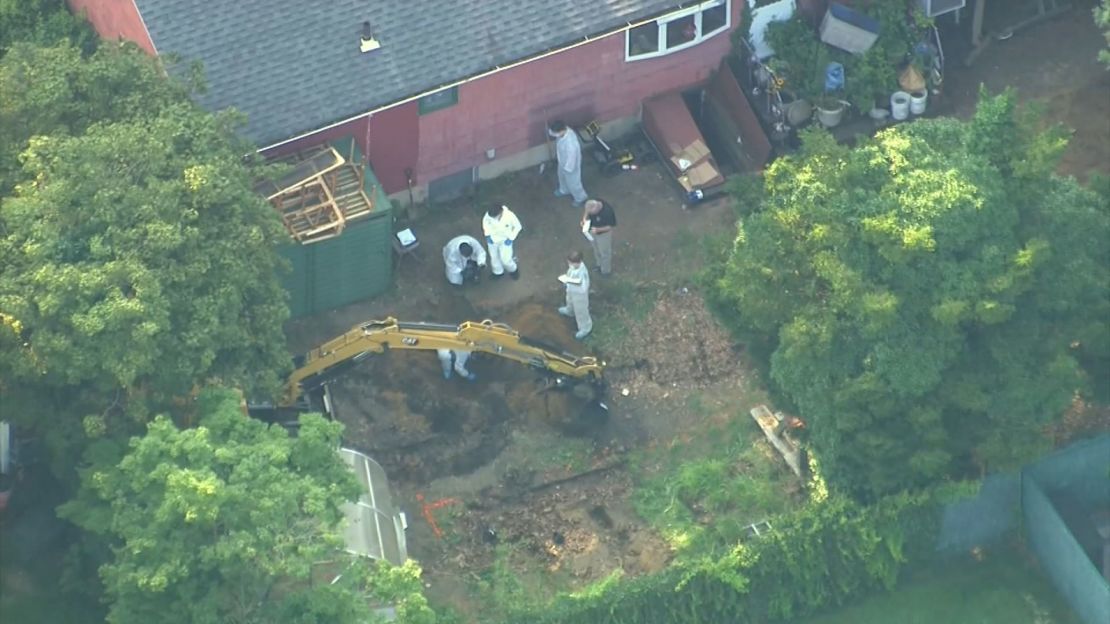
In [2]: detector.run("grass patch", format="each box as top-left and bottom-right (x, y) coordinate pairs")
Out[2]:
(630, 411), (803, 557)
(513, 432), (595, 478)
(0, 557), (104, 624)
(472, 542), (574, 619)
(795, 546), (1080, 624)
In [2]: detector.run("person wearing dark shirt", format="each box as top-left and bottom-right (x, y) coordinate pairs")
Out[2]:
(581, 199), (617, 275)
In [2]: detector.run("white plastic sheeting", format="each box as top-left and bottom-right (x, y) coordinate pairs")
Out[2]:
(338, 447), (408, 565)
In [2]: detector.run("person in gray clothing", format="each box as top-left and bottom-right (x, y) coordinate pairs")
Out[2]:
(549, 120), (588, 207)
(557, 251), (592, 340)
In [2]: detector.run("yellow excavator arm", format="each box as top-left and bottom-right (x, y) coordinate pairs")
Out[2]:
(282, 317), (604, 406)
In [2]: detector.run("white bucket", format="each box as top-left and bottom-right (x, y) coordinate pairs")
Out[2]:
(909, 90), (928, 115)
(891, 91), (911, 121)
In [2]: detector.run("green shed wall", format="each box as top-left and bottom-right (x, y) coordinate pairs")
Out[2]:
(280, 138), (394, 319)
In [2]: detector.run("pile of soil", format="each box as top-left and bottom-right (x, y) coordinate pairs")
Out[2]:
(503, 302), (581, 352)
(500, 302), (605, 432)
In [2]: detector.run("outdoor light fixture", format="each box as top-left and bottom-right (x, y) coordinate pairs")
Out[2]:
(360, 21), (380, 53)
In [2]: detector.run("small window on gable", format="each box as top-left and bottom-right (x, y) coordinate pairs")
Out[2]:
(418, 86), (458, 115)
(626, 0), (731, 61)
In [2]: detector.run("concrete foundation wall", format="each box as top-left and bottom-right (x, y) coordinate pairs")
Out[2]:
(388, 115), (640, 206)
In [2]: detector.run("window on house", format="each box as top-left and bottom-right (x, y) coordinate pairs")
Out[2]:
(665, 15), (697, 49)
(418, 86), (458, 115)
(628, 22), (660, 56)
(626, 0), (731, 61)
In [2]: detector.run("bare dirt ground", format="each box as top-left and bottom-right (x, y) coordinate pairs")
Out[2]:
(286, 158), (752, 614)
(284, 8), (1108, 615)
(936, 0), (1110, 181)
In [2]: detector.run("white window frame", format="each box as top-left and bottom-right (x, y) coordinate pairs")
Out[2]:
(625, 0), (731, 62)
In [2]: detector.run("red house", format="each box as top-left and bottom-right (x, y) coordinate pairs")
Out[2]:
(70, 0), (743, 202)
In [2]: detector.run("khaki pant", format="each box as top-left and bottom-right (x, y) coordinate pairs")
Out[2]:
(590, 231), (612, 275)
(565, 289), (592, 335)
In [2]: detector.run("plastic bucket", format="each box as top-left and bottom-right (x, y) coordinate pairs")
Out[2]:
(891, 91), (911, 121)
(909, 90), (928, 115)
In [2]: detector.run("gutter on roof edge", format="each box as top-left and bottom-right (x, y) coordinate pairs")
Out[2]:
(257, 2), (698, 153)
(131, 0), (159, 56)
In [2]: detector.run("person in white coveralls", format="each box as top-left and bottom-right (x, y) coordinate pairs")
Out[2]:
(482, 204), (522, 280)
(436, 349), (476, 381)
(442, 235), (486, 286)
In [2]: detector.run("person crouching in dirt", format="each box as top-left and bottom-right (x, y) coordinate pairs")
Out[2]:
(482, 204), (523, 280)
(437, 349), (477, 381)
(443, 234), (486, 286)
(558, 251), (592, 340)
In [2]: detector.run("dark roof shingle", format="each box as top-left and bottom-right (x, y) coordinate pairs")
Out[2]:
(136, 0), (688, 147)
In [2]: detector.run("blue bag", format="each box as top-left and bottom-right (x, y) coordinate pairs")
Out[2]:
(825, 62), (845, 92)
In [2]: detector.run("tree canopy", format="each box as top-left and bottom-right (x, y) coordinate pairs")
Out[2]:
(0, 0), (94, 58)
(712, 91), (1109, 498)
(0, 41), (190, 193)
(59, 389), (380, 624)
(0, 17), (442, 624)
(0, 42), (290, 471)
(1096, 1), (1110, 67)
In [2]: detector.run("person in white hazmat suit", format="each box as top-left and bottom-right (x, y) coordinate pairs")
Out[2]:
(436, 349), (476, 381)
(442, 235), (487, 286)
(482, 204), (523, 280)
(549, 120), (588, 206)
(557, 250), (592, 340)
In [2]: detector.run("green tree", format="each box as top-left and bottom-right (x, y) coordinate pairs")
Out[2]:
(1096, 1), (1110, 67)
(0, 42), (192, 193)
(59, 389), (375, 624)
(0, 64), (290, 472)
(0, 0), (94, 57)
(712, 91), (1109, 498)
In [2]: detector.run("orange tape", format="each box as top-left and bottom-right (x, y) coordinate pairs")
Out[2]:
(416, 493), (460, 539)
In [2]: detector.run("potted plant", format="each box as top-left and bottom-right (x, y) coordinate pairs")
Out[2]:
(814, 94), (848, 128)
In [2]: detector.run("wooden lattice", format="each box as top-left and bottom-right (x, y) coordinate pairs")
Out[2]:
(254, 146), (376, 244)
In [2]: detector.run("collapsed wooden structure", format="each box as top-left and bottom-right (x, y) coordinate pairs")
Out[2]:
(254, 144), (376, 244)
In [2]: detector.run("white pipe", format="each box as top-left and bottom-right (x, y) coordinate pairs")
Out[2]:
(0, 421), (11, 474)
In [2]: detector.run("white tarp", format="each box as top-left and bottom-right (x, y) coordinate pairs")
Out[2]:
(338, 447), (408, 565)
(749, 0), (796, 59)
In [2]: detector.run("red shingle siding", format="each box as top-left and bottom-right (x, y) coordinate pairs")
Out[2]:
(413, 1), (740, 187)
(68, 0), (155, 54)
